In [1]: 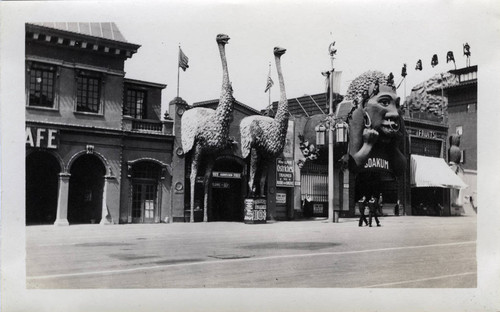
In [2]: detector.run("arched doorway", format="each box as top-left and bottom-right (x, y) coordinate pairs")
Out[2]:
(26, 151), (61, 225)
(129, 161), (162, 223)
(210, 156), (245, 221)
(68, 154), (106, 224)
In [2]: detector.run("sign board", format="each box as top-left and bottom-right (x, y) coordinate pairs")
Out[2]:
(244, 198), (266, 224)
(276, 192), (287, 204)
(26, 127), (59, 149)
(212, 182), (230, 189)
(212, 171), (241, 179)
(276, 158), (294, 187)
(313, 203), (324, 214)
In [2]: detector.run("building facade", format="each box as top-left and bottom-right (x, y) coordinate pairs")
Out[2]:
(25, 23), (174, 225)
(442, 65), (477, 207)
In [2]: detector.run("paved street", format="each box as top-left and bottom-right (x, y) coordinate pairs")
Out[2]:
(26, 214), (476, 288)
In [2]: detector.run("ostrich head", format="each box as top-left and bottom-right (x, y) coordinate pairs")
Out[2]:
(216, 34), (230, 45)
(274, 46), (286, 56)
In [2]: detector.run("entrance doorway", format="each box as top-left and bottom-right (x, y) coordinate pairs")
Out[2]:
(130, 161), (162, 223)
(26, 151), (60, 225)
(68, 154), (105, 224)
(210, 157), (245, 221)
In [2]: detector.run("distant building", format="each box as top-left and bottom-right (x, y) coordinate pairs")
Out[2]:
(432, 65), (477, 208)
(25, 23), (174, 225)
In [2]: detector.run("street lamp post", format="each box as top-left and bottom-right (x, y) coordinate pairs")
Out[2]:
(327, 42), (336, 223)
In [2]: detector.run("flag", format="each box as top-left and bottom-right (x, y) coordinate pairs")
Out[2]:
(401, 64), (407, 78)
(178, 48), (189, 71)
(415, 59), (423, 71)
(264, 74), (274, 93)
(446, 51), (455, 63)
(431, 54), (439, 68)
(463, 43), (471, 56)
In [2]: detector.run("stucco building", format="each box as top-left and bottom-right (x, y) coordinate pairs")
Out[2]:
(25, 22), (174, 225)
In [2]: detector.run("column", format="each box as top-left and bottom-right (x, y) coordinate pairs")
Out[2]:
(100, 175), (113, 225)
(54, 172), (70, 226)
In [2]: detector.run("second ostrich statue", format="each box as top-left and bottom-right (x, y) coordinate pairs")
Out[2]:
(240, 47), (289, 197)
(181, 34), (234, 222)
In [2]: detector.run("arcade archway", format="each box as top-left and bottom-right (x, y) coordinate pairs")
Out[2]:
(68, 154), (106, 224)
(26, 151), (61, 225)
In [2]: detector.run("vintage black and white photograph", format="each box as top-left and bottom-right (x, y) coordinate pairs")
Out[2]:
(1, 0), (499, 311)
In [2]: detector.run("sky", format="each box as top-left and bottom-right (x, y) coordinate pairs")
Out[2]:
(2, 0), (497, 114)
(111, 0), (496, 113)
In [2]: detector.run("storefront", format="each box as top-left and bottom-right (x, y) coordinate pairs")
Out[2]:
(25, 23), (174, 226)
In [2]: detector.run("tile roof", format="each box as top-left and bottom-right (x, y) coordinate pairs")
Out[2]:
(193, 99), (262, 115)
(268, 93), (343, 117)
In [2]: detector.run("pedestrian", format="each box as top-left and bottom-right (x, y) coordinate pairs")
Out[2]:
(358, 196), (369, 227)
(378, 193), (384, 216)
(368, 195), (381, 227)
(394, 199), (400, 216)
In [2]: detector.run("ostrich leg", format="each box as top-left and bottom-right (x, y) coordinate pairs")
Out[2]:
(189, 146), (202, 223)
(203, 157), (215, 222)
(248, 148), (259, 197)
(259, 159), (270, 197)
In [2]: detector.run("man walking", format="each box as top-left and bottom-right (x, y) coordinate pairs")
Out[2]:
(358, 196), (369, 227)
(368, 195), (381, 227)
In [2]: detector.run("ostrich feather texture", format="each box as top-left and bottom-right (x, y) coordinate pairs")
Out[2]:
(181, 107), (231, 154)
(240, 115), (289, 159)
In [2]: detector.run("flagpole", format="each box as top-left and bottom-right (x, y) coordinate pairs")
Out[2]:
(268, 62), (271, 110)
(177, 44), (181, 98)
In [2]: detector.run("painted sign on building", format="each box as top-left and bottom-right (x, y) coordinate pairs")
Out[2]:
(276, 192), (287, 204)
(26, 127), (59, 149)
(276, 158), (294, 187)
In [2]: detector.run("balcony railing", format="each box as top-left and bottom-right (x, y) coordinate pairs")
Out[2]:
(123, 116), (173, 135)
(132, 119), (162, 132)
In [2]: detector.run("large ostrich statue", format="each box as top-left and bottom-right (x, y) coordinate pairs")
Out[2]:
(181, 34), (234, 222)
(240, 47), (288, 197)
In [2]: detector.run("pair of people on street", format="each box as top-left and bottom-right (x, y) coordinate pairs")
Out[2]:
(358, 195), (381, 227)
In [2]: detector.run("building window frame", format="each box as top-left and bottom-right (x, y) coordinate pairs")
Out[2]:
(124, 88), (148, 119)
(467, 103), (476, 113)
(26, 61), (60, 110)
(74, 69), (105, 116)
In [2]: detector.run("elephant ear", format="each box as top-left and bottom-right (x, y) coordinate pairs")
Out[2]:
(348, 106), (365, 158)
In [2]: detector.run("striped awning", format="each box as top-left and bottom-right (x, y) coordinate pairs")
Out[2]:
(410, 155), (468, 189)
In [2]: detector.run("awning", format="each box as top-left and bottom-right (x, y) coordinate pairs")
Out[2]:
(410, 155), (468, 189)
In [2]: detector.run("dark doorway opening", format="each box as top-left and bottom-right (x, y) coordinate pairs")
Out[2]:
(411, 187), (446, 216)
(26, 151), (60, 225)
(210, 158), (245, 222)
(68, 154), (105, 224)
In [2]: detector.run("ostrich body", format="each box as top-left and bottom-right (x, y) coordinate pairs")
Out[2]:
(181, 34), (234, 222)
(240, 47), (288, 197)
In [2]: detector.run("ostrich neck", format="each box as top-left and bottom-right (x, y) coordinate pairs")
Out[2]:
(215, 42), (232, 123)
(274, 54), (288, 125)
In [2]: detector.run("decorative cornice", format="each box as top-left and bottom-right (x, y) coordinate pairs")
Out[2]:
(124, 78), (167, 89)
(25, 120), (174, 138)
(26, 23), (140, 59)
